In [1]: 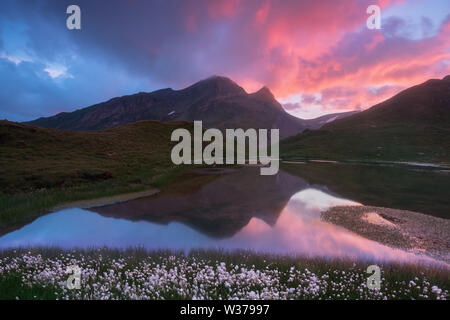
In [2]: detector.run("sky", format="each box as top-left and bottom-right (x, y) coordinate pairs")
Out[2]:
(0, 0), (449, 121)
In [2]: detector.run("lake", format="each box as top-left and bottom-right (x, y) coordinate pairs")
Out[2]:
(0, 163), (448, 264)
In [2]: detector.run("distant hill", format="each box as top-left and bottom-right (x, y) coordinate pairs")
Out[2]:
(25, 76), (354, 139)
(281, 76), (450, 163)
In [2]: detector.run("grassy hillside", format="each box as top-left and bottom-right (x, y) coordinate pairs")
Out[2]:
(281, 125), (449, 162)
(0, 120), (193, 232)
(281, 77), (450, 163)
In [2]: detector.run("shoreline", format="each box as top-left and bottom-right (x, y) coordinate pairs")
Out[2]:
(281, 158), (450, 169)
(0, 187), (162, 237)
(52, 188), (160, 211)
(0, 167), (188, 236)
(321, 205), (450, 264)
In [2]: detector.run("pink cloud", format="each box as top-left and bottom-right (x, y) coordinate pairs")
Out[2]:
(186, 1), (448, 116)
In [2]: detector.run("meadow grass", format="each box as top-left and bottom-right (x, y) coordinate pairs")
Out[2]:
(280, 126), (450, 164)
(0, 248), (448, 300)
(0, 120), (198, 234)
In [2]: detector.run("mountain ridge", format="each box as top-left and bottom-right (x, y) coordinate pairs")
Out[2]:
(25, 76), (354, 138)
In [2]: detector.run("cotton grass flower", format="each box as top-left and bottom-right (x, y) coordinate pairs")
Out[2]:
(0, 249), (447, 300)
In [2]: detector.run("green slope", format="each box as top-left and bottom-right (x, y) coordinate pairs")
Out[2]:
(281, 76), (450, 163)
(0, 120), (193, 231)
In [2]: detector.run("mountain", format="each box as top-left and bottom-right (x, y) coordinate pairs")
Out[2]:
(281, 76), (450, 162)
(26, 76), (309, 139)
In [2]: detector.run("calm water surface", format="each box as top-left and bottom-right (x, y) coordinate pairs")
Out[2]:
(1, 164), (448, 264)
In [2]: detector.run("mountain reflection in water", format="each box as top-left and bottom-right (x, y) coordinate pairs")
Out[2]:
(0, 166), (445, 265)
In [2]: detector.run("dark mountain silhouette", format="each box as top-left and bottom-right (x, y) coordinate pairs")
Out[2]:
(281, 76), (450, 162)
(25, 76), (354, 139)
